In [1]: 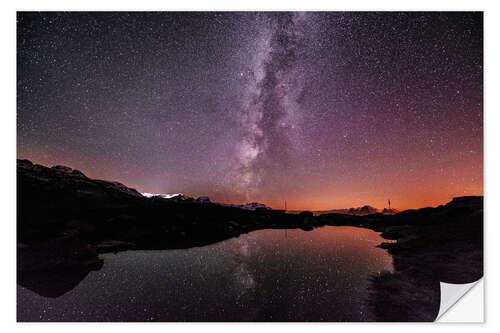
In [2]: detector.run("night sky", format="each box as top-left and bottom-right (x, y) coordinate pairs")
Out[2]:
(17, 12), (483, 210)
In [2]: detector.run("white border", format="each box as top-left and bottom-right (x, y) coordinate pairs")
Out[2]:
(2, 0), (498, 331)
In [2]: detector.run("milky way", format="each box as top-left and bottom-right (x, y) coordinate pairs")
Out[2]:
(233, 13), (311, 200)
(17, 12), (483, 210)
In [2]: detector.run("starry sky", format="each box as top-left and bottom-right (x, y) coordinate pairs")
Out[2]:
(17, 12), (483, 210)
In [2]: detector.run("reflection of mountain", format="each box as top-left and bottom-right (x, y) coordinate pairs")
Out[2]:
(18, 268), (97, 298)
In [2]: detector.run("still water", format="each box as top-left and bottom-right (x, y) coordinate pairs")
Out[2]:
(17, 226), (394, 321)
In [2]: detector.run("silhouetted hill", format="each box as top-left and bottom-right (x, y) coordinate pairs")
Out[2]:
(381, 208), (399, 215)
(290, 205), (399, 216)
(17, 159), (302, 272)
(142, 192), (271, 210)
(17, 159), (483, 321)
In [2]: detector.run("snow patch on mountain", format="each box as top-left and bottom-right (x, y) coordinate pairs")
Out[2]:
(142, 192), (184, 199)
(220, 202), (272, 211)
(141, 193), (270, 210)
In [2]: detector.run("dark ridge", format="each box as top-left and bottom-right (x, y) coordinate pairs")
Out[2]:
(17, 159), (483, 322)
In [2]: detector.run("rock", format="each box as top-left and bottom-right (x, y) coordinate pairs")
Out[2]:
(17, 159), (144, 207)
(380, 225), (412, 239)
(17, 242), (29, 249)
(298, 211), (313, 218)
(95, 240), (136, 253)
(376, 242), (395, 249)
(71, 169), (87, 178)
(227, 220), (239, 228)
(298, 211), (315, 230)
(299, 225), (314, 231)
(17, 235), (102, 272)
(18, 267), (100, 298)
(170, 194), (194, 202)
(196, 196), (211, 203)
(313, 205), (380, 216)
(382, 208), (399, 215)
(348, 205), (378, 216)
(445, 196), (483, 210)
(221, 202), (273, 211)
(51, 165), (73, 173)
(18, 159), (33, 166)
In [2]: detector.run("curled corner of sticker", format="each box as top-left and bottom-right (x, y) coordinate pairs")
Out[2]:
(436, 278), (483, 321)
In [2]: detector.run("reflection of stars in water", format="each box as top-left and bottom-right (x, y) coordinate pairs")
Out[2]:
(18, 226), (394, 321)
(230, 237), (258, 302)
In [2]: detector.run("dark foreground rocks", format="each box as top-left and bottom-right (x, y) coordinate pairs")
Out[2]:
(17, 159), (313, 274)
(365, 196), (483, 321)
(17, 159), (483, 322)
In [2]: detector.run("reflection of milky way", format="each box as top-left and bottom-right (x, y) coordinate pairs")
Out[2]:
(17, 227), (394, 321)
(17, 12), (483, 210)
(231, 239), (256, 300)
(233, 264), (255, 295)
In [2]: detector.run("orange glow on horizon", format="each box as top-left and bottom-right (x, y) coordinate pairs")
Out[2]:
(18, 147), (483, 212)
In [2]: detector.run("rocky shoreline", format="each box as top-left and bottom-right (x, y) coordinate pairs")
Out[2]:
(17, 159), (483, 321)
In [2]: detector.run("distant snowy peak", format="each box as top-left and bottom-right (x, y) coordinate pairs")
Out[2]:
(295, 205), (399, 216)
(241, 202), (269, 210)
(347, 205), (378, 216)
(141, 193), (211, 203)
(222, 202), (272, 211)
(312, 205), (378, 216)
(142, 192), (184, 199)
(141, 193), (270, 210)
